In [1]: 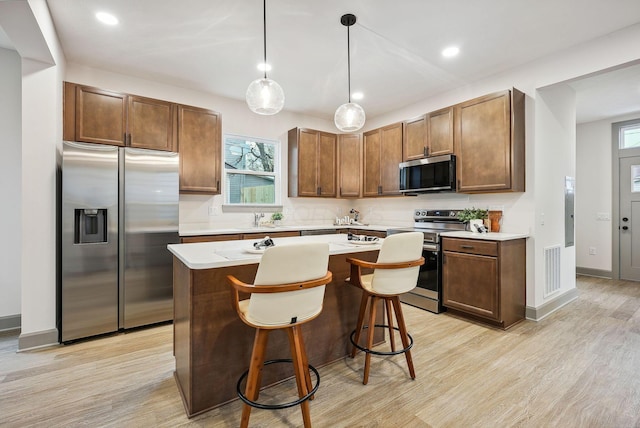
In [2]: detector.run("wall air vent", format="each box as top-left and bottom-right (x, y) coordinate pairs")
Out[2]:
(544, 245), (561, 297)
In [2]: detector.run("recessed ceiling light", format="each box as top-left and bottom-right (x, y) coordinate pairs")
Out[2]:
(351, 92), (364, 100)
(257, 63), (272, 72)
(96, 12), (119, 26)
(442, 46), (460, 58)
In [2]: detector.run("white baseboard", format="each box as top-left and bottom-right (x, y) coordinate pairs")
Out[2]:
(525, 288), (579, 321)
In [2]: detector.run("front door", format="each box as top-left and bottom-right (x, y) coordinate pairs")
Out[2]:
(619, 155), (640, 281)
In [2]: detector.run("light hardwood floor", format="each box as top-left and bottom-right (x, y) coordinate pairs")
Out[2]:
(2, 275), (640, 427)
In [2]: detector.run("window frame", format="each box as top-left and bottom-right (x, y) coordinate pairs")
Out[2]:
(222, 133), (282, 211)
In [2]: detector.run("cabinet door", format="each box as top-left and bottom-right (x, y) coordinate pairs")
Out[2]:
(338, 133), (362, 198)
(455, 90), (512, 192)
(75, 85), (127, 146)
(297, 129), (321, 197)
(128, 95), (176, 151)
(318, 132), (337, 197)
(363, 129), (381, 197)
(403, 115), (427, 161)
(380, 122), (403, 195)
(178, 105), (221, 194)
(442, 251), (499, 321)
(428, 106), (454, 156)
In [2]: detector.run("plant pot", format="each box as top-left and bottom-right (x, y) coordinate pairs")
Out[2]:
(469, 219), (484, 233)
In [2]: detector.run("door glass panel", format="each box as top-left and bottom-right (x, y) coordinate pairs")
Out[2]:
(620, 124), (640, 149)
(632, 165), (640, 193)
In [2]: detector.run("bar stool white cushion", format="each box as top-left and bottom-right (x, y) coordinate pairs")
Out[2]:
(243, 242), (330, 327)
(367, 232), (423, 295)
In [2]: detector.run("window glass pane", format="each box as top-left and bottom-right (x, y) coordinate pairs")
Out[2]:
(632, 165), (640, 193)
(223, 134), (279, 206)
(226, 173), (275, 204)
(621, 124), (640, 149)
(225, 137), (275, 173)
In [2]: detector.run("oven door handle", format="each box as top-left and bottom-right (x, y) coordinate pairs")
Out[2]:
(422, 244), (438, 251)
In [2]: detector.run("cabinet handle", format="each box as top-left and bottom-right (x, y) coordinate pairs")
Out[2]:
(425, 146), (429, 157)
(317, 187), (321, 196)
(460, 245), (474, 249)
(378, 185), (382, 195)
(457, 179), (460, 189)
(127, 133), (131, 145)
(217, 180), (220, 190)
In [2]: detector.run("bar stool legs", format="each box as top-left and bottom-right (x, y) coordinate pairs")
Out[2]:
(238, 326), (318, 428)
(350, 294), (415, 385)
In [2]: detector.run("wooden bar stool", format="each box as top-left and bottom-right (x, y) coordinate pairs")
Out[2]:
(226, 242), (332, 428)
(346, 232), (424, 385)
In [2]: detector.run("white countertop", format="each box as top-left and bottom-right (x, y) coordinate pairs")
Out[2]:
(179, 223), (399, 237)
(168, 233), (383, 269)
(440, 231), (529, 241)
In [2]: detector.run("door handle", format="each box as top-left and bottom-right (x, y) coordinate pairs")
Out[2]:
(622, 226), (629, 230)
(622, 217), (629, 222)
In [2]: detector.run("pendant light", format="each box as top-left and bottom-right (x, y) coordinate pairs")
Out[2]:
(246, 0), (284, 115)
(334, 14), (365, 132)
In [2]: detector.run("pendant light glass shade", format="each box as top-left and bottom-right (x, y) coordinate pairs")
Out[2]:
(334, 102), (365, 132)
(246, 0), (284, 115)
(335, 13), (365, 133)
(246, 77), (285, 115)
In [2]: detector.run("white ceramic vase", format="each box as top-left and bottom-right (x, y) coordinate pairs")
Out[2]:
(469, 219), (484, 233)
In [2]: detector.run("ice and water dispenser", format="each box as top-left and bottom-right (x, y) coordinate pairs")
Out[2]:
(74, 209), (108, 244)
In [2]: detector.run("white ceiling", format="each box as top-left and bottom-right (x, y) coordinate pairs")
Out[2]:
(29, 0), (640, 122)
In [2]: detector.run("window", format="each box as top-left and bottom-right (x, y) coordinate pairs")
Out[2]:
(620, 123), (640, 149)
(224, 134), (280, 206)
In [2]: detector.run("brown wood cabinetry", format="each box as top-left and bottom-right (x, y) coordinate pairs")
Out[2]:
(403, 115), (427, 161)
(338, 133), (362, 198)
(349, 229), (387, 238)
(454, 88), (525, 193)
(403, 107), (453, 161)
(242, 231), (300, 240)
(363, 122), (403, 197)
(177, 105), (222, 194)
(180, 234), (241, 244)
(442, 237), (526, 329)
(64, 82), (176, 151)
(428, 106), (454, 157)
(288, 128), (337, 197)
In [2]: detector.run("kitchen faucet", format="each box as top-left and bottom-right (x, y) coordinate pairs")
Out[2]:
(349, 209), (360, 222)
(254, 212), (264, 227)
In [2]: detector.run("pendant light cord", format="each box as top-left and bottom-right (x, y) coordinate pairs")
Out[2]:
(347, 24), (351, 103)
(263, 0), (267, 79)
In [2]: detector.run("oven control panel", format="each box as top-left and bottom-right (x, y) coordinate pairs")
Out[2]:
(414, 209), (461, 220)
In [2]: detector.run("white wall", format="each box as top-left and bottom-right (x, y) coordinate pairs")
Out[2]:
(19, 0), (65, 340)
(576, 112), (640, 272)
(0, 47), (22, 320)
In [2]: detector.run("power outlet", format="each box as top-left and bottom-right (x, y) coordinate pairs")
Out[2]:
(208, 206), (218, 216)
(589, 247), (597, 255)
(596, 212), (611, 221)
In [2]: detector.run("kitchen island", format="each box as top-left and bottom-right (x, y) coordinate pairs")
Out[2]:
(168, 234), (385, 417)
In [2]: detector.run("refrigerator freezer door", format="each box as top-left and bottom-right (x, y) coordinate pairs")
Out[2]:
(61, 142), (119, 342)
(121, 148), (179, 329)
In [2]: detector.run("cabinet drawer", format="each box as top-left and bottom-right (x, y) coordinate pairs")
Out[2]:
(181, 234), (241, 243)
(242, 231), (300, 240)
(442, 238), (498, 256)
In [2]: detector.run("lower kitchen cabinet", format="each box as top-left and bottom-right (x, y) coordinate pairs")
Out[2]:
(442, 236), (526, 329)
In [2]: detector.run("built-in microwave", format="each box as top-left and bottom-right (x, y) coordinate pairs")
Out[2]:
(399, 154), (456, 194)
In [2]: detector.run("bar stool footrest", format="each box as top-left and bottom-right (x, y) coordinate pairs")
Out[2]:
(350, 324), (414, 356)
(237, 358), (320, 410)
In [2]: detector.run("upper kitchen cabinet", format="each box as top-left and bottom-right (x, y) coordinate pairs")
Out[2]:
(288, 128), (337, 197)
(454, 88), (525, 193)
(337, 133), (362, 198)
(178, 105), (222, 194)
(127, 95), (176, 151)
(65, 82), (127, 146)
(363, 122), (403, 197)
(63, 82), (176, 151)
(403, 115), (427, 161)
(402, 107), (454, 161)
(427, 106), (454, 157)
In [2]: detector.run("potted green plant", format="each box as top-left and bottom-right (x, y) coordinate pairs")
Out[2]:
(457, 207), (488, 232)
(271, 212), (284, 226)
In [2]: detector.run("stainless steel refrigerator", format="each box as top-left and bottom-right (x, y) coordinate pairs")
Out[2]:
(60, 141), (179, 342)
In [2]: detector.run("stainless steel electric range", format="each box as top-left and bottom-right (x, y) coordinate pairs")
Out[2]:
(387, 209), (466, 313)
